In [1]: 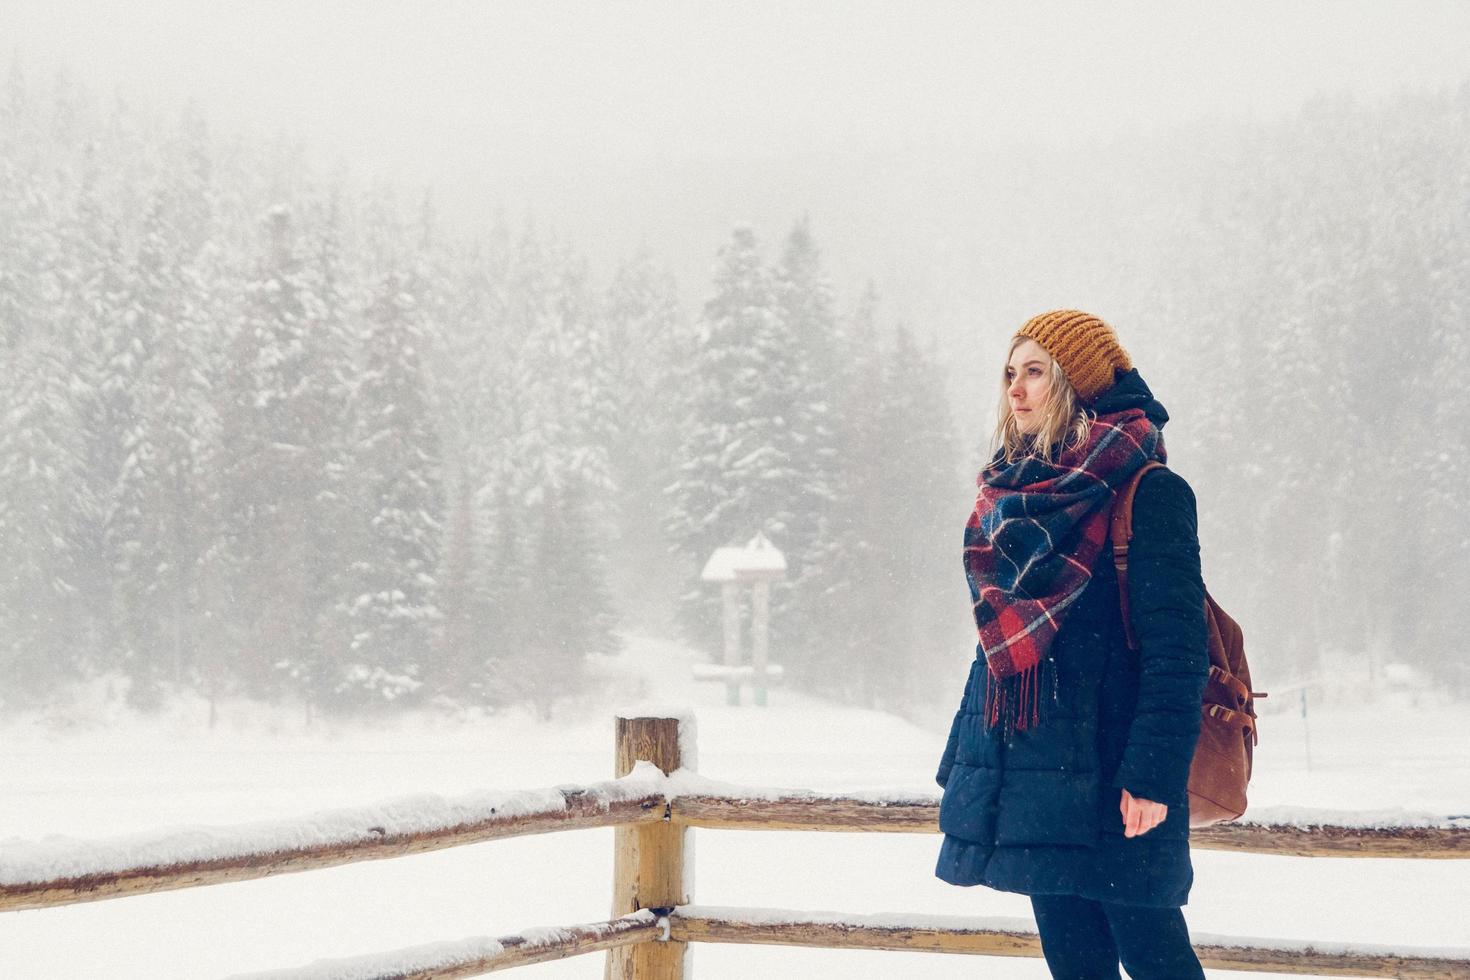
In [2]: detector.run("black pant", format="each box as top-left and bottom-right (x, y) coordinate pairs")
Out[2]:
(1030, 894), (1205, 980)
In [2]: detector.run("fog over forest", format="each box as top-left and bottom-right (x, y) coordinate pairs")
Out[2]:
(3, 3), (1470, 728)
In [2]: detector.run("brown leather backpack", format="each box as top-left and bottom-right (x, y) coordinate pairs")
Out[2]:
(1111, 462), (1264, 827)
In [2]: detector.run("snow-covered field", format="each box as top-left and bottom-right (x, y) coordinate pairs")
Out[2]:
(2, 635), (1467, 979)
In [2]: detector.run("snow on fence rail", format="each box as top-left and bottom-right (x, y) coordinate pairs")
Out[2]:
(226, 911), (665, 980)
(3, 714), (1468, 979)
(0, 779), (667, 912)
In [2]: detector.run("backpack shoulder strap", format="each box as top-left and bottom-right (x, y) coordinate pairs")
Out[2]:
(1111, 461), (1169, 651)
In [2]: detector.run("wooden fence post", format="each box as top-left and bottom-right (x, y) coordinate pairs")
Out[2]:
(606, 716), (689, 980)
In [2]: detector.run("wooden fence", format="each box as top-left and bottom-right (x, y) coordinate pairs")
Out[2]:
(2, 714), (1467, 979)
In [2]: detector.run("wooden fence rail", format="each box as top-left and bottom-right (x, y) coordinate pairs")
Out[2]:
(2, 714), (1467, 979)
(0, 784), (667, 913)
(671, 792), (1470, 858)
(667, 906), (1470, 979)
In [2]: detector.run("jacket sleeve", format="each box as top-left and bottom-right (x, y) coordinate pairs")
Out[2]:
(1113, 468), (1209, 808)
(936, 648), (981, 789)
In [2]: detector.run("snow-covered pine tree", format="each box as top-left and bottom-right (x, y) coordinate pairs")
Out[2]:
(465, 224), (556, 708)
(53, 138), (128, 685)
(106, 186), (219, 708)
(601, 248), (685, 631)
(338, 267), (445, 708)
(665, 226), (769, 659)
(0, 113), (93, 705)
(270, 184), (365, 713)
(430, 221), (514, 701)
(666, 224), (818, 673)
(497, 230), (620, 714)
(403, 189), (496, 705)
(214, 204), (343, 703)
(770, 218), (844, 686)
(821, 282), (903, 705)
(0, 322), (92, 705)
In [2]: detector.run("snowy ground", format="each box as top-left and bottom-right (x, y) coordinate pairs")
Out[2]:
(2, 635), (1467, 979)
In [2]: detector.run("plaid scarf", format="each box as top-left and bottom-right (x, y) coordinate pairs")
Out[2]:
(966, 408), (1166, 735)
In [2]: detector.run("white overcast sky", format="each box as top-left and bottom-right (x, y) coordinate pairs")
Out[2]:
(5, 1), (1470, 322)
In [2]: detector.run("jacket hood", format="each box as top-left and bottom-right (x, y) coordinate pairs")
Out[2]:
(1091, 367), (1169, 429)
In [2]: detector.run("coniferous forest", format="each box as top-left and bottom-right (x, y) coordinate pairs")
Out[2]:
(3, 64), (1469, 722)
(0, 66), (960, 719)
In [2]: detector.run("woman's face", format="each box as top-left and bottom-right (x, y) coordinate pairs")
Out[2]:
(1005, 338), (1052, 434)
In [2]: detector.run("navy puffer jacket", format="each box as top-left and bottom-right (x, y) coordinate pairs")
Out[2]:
(934, 369), (1209, 908)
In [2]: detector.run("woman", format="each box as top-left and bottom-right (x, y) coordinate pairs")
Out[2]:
(934, 310), (1209, 979)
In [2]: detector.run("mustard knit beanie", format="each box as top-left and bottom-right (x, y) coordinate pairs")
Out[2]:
(1014, 309), (1132, 404)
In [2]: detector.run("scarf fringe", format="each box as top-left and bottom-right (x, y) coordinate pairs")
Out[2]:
(984, 656), (1059, 741)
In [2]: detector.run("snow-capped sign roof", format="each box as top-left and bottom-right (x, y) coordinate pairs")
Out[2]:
(700, 546), (744, 582)
(699, 531), (788, 582)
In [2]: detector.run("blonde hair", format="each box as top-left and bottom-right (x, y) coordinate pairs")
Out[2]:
(992, 334), (1093, 465)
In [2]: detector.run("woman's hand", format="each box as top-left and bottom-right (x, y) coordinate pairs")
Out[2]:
(1120, 788), (1168, 837)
